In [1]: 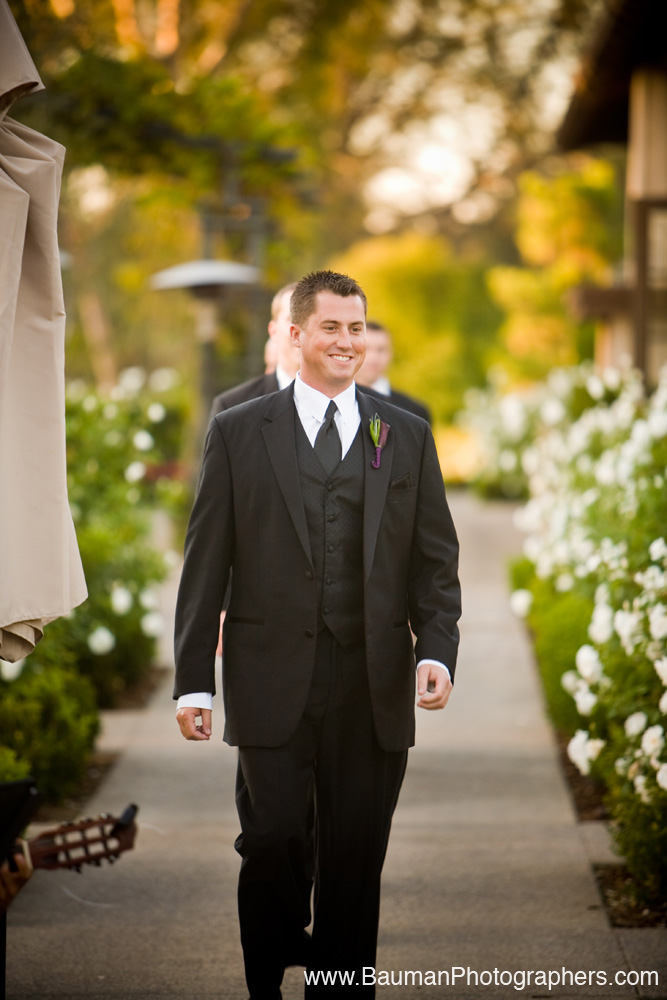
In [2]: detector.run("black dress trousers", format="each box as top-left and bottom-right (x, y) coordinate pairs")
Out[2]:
(235, 628), (408, 998)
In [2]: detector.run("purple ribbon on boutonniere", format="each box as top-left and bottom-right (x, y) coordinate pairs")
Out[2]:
(369, 414), (390, 469)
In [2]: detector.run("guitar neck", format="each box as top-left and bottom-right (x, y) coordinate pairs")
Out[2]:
(15, 803), (139, 873)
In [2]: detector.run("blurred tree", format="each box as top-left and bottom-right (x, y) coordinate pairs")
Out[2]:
(7, 0), (609, 383)
(487, 154), (625, 380)
(331, 231), (502, 423)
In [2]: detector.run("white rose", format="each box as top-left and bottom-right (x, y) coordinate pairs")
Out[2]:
(87, 626), (116, 655)
(656, 764), (667, 791)
(110, 586), (133, 615)
(574, 684), (597, 717)
(585, 374), (605, 400)
(567, 730), (591, 775)
(659, 690), (667, 715)
(133, 430), (155, 452)
(655, 657), (667, 685)
(602, 366), (621, 391)
(147, 402), (167, 423)
(540, 398), (566, 426)
(148, 367), (178, 392)
(575, 645), (604, 684)
(140, 611), (164, 638)
(648, 604), (667, 641)
(649, 537), (667, 563)
(561, 670), (580, 695)
(641, 725), (665, 758)
(139, 589), (159, 610)
(589, 603), (614, 645)
(614, 609), (641, 653)
(125, 461), (146, 483)
(509, 589), (533, 618)
(118, 366), (146, 394)
(499, 395), (527, 441)
(625, 711), (648, 737)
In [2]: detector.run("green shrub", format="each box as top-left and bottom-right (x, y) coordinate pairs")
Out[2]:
(0, 667), (99, 803)
(509, 362), (667, 905)
(606, 787), (667, 905)
(0, 747), (32, 783)
(529, 582), (594, 735)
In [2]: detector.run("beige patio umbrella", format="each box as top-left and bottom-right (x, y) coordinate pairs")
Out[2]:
(0, 0), (87, 662)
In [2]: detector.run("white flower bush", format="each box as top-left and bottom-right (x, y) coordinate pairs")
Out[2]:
(458, 361), (636, 498)
(506, 359), (667, 902)
(9, 370), (190, 708)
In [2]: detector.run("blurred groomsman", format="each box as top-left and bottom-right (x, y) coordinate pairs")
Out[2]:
(210, 283), (298, 417)
(357, 320), (432, 424)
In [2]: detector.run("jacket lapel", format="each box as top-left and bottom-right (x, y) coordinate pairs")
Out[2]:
(261, 385), (313, 566)
(357, 388), (394, 582)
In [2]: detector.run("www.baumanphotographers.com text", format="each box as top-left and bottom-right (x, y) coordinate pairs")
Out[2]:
(304, 966), (659, 990)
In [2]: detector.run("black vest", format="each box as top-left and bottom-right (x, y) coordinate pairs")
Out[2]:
(295, 413), (365, 649)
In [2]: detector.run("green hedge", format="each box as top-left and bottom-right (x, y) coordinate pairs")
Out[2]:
(0, 667), (99, 802)
(0, 368), (189, 801)
(508, 362), (667, 905)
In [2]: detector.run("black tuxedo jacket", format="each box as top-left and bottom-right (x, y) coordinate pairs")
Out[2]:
(359, 384), (432, 424)
(209, 372), (279, 420)
(174, 385), (460, 752)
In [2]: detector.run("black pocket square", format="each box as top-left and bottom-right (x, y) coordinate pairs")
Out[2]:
(389, 472), (414, 490)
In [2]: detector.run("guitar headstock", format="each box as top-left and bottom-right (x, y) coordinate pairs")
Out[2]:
(23, 803), (139, 873)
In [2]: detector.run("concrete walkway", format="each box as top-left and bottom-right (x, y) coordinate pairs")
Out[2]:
(5, 492), (667, 999)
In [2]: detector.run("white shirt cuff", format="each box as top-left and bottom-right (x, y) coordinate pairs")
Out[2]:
(417, 659), (451, 684)
(176, 692), (213, 711)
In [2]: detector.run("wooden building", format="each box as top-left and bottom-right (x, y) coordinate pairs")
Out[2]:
(557, 0), (667, 382)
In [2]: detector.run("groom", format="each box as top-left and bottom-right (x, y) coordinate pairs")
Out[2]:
(174, 270), (461, 997)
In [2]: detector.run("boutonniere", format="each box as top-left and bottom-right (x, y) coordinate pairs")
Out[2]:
(369, 413), (390, 469)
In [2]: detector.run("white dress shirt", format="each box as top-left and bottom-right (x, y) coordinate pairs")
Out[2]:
(177, 376), (449, 712)
(274, 365), (294, 390)
(368, 375), (391, 396)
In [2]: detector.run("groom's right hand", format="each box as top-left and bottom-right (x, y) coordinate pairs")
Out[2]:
(176, 706), (212, 741)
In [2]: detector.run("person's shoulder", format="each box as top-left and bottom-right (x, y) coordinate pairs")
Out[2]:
(212, 382), (291, 430)
(211, 372), (278, 414)
(356, 386), (428, 439)
(388, 388), (431, 424)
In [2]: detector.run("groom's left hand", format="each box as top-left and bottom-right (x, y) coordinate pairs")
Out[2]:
(416, 662), (452, 711)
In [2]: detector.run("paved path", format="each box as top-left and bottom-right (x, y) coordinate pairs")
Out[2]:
(6, 492), (667, 999)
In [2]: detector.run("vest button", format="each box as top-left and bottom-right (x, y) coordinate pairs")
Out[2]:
(327, 514), (335, 522)
(305, 628), (314, 638)
(323, 607), (330, 615)
(328, 544), (335, 552)
(325, 578), (332, 585)
(327, 484), (334, 491)
(305, 570), (313, 580)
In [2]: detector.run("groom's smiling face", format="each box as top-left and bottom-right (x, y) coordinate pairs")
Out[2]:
(291, 290), (366, 397)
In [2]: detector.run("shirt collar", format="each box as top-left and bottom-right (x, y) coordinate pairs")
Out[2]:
(275, 364), (294, 390)
(294, 373), (359, 423)
(370, 376), (391, 396)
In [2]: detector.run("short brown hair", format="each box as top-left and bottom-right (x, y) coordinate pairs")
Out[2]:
(270, 282), (297, 321)
(290, 270), (367, 328)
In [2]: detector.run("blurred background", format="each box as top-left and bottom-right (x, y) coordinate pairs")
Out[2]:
(3, 0), (667, 909)
(6, 0), (630, 448)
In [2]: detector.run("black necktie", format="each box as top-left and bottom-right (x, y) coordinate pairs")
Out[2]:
(314, 400), (341, 476)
